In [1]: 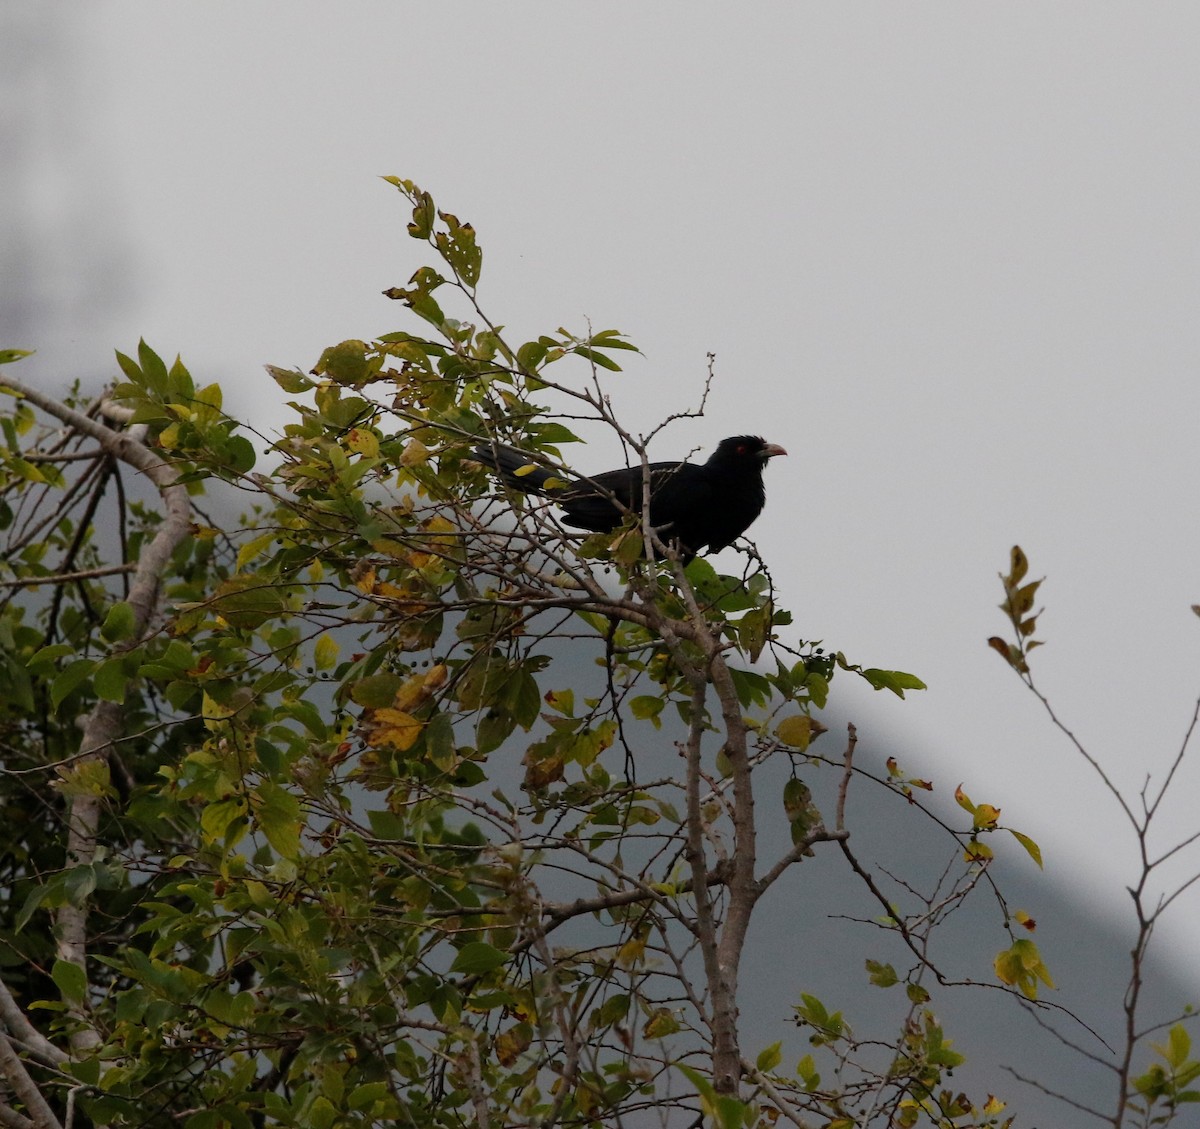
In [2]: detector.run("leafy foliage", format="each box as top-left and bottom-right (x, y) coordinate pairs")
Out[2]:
(0, 186), (1187, 1129)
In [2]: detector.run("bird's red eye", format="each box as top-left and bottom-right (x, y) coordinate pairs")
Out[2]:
(736, 444), (746, 454)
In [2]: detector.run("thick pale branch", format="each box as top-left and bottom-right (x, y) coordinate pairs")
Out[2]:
(0, 1101), (37, 1129)
(0, 978), (67, 1068)
(0, 1034), (62, 1129)
(1, 376), (193, 1060)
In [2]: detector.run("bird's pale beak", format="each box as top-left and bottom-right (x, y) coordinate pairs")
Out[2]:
(762, 443), (788, 459)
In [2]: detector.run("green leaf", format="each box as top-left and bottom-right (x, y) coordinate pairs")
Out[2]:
(69, 1055), (101, 1086)
(450, 942), (508, 975)
(221, 434), (257, 474)
(405, 187), (436, 240)
(630, 695), (664, 726)
(756, 1041), (782, 1072)
(137, 339), (170, 394)
(313, 339), (372, 386)
(796, 1053), (820, 1088)
(0, 348), (34, 365)
(782, 777), (812, 823)
(51, 658), (95, 709)
(859, 668), (927, 698)
(573, 346), (622, 372)
(211, 576), (288, 630)
(26, 643), (74, 674)
(309, 1097), (337, 1129)
(348, 1082), (390, 1111)
(255, 781), (301, 861)
(93, 657), (130, 703)
(265, 364), (313, 393)
(351, 672), (404, 708)
(52, 958), (87, 1004)
(14, 883), (49, 932)
(1167, 1023), (1191, 1068)
(65, 863), (98, 904)
(612, 530), (644, 567)
(114, 349), (143, 386)
(866, 959), (898, 988)
(517, 340), (547, 373)
(101, 601), (137, 643)
(713, 1096), (746, 1129)
(596, 994), (630, 1027)
(587, 329), (639, 351)
(200, 799), (246, 847)
(168, 355), (195, 400)
(530, 422), (580, 446)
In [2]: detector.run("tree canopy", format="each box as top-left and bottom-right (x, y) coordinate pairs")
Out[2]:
(0, 180), (1196, 1129)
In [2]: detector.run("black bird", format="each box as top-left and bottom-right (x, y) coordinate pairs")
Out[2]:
(472, 435), (787, 561)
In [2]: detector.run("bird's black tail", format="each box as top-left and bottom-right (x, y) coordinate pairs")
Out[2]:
(471, 443), (569, 495)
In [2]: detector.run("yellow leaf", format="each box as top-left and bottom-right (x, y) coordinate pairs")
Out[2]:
(642, 1008), (681, 1039)
(393, 674), (430, 712)
(964, 838), (993, 863)
(617, 934), (646, 968)
(194, 382), (223, 414)
(346, 427), (380, 458)
(400, 438), (430, 465)
(974, 803), (1001, 830)
(775, 714), (812, 750)
(203, 691), (237, 730)
(1009, 828), (1044, 869)
(354, 564), (377, 593)
(313, 633), (339, 671)
(54, 759), (115, 800)
(370, 537), (410, 559)
(365, 708), (423, 752)
(236, 532), (276, 572)
(994, 939), (1055, 999)
(494, 1023), (532, 1067)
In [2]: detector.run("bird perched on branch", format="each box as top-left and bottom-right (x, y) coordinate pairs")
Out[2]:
(472, 435), (787, 562)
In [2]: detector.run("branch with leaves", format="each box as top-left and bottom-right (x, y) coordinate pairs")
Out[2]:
(0, 187), (1106, 1129)
(990, 545), (1200, 1126)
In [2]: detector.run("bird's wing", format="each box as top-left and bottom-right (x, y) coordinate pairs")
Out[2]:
(473, 444), (568, 494)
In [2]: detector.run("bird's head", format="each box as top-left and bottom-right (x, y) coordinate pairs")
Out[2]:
(711, 435), (788, 468)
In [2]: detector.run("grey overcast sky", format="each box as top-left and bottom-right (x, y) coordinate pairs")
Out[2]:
(7, 3), (1200, 968)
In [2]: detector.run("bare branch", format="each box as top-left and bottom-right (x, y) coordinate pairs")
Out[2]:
(0, 564), (137, 588)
